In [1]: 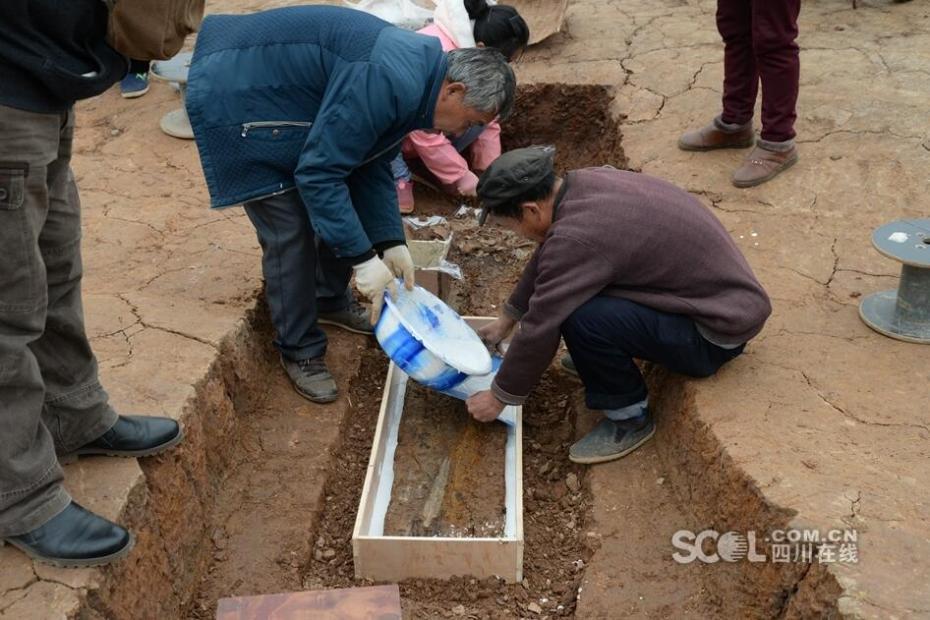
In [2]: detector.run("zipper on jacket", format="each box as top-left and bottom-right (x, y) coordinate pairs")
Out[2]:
(360, 136), (405, 166)
(240, 121), (313, 138)
(239, 121), (401, 165)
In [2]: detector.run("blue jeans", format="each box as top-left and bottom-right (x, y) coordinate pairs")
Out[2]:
(390, 155), (411, 182)
(560, 296), (746, 410)
(244, 190), (352, 361)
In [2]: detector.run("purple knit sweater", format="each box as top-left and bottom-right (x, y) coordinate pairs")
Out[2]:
(492, 167), (772, 405)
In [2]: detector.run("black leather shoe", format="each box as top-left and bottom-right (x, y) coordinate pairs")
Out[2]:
(1, 501), (133, 568)
(64, 415), (183, 461)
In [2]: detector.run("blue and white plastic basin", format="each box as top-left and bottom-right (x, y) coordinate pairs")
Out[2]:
(375, 282), (492, 393)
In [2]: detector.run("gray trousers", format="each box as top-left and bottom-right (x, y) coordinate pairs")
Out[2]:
(243, 191), (352, 361)
(0, 105), (118, 537)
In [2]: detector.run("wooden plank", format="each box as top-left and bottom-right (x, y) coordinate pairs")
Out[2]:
(353, 317), (524, 582)
(352, 362), (403, 538)
(215, 585), (401, 620)
(513, 395), (525, 582)
(354, 537), (522, 583)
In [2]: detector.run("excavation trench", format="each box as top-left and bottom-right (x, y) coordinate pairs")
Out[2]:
(87, 84), (838, 619)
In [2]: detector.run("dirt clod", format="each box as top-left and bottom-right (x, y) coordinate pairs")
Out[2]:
(565, 473), (580, 494)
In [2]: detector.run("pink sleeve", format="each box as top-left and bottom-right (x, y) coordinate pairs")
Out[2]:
(469, 120), (502, 172)
(405, 129), (471, 186)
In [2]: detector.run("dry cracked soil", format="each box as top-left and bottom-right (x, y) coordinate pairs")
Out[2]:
(2, 0), (929, 619)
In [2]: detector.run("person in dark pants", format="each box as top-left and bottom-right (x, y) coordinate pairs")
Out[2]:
(186, 6), (516, 403)
(678, 0), (801, 188)
(241, 193), (360, 373)
(467, 147), (771, 464)
(0, 0), (183, 567)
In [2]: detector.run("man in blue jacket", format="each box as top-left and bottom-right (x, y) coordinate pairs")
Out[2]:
(186, 6), (516, 403)
(0, 0), (183, 568)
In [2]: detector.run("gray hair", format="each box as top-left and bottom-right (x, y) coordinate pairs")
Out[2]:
(445, 47), (516, 120)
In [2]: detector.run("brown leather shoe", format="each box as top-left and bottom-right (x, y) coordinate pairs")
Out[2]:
(678, 120), (754, 151)
(732, 144), (799, 188)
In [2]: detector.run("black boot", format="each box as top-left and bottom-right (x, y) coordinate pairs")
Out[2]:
(2, 502), (133, 568)
(280, 354), (339, 403)
(61, 415), (183, 462)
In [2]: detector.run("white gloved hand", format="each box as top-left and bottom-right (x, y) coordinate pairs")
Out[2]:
(455, 170), (479, 197)
(381, 245), (416, 292)
(353, 256), (396, 325)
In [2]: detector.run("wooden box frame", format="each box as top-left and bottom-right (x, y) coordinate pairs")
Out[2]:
(352, 318), (524, 583)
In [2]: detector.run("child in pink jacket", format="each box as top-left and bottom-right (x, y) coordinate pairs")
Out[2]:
(394, 0), (529, 213)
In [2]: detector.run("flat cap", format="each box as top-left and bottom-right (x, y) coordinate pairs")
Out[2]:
(477, 145), (555, 224)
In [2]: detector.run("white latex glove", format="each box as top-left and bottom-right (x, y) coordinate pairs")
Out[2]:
(455, 170), (479, 197)
(381, 245), (415, 291)
(353, 256), (396, 325)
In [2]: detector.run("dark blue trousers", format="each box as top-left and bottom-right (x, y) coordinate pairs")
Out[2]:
(244, 191), (352, 361)
(561, 296), (746, 410)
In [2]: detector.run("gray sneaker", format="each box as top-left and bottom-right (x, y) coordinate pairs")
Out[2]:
(280, 355), (338, 403)
(318, 301), (373, 335)
(569, 414), (656, 464)
(560, 353), (578, 377)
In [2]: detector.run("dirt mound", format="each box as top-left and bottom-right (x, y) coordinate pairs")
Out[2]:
(502, 84), (627, 171)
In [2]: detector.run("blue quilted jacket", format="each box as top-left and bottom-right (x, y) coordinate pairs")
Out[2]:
(186, 6), (447, 259)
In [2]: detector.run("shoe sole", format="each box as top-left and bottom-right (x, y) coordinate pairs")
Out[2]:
(120, 86), (150, 99)
(568, 425), (657, 465)
(318, 318), (374, 336)
(732, 154), (799, 188)
(278, 357), (340, 404)
(59, 427), (185, 464)
(678, 138), (755, 152)
(1, 532), (135, 569)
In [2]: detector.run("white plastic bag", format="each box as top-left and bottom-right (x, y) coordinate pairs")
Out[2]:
(344, 0), (435, 30)
(431, 0), (475, 47)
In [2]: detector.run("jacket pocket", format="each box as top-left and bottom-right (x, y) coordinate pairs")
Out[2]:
(0, 163), (40, 312)
(38, 38), (127, 103)
(0, 162), (27, 210)
(240, 121), (313, 140)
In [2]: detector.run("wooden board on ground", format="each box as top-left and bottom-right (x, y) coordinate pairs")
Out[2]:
(353, 317), (524, 583)
(508, 0), (570, 45)
(215, 584), (401, 620)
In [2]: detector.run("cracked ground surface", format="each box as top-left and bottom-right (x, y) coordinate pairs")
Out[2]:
(1, 0), (928, 617)
(516, 0), (929, 617)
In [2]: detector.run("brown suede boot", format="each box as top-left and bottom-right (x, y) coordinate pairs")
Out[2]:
(732, 142), (799, 188)
(678, 117), (755, 151)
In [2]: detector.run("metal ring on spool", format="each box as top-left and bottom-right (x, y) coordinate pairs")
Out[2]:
(859, 218), (930, 344)
(150, 52), (194, 140)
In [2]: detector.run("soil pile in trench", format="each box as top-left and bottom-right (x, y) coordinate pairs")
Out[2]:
(502, 84), (626, 171)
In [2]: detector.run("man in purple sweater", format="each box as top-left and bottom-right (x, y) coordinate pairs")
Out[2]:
(467, 147), (771, 464)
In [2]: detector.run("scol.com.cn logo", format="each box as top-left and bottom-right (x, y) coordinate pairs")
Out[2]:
(672, 528), (859, 564)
